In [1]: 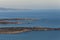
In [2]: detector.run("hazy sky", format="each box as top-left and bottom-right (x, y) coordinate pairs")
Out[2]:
(0, 0), (60, 9)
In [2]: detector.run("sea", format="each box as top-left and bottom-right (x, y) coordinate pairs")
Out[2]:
(0, 9), (60, 40)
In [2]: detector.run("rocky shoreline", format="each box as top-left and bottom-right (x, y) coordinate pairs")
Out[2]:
(0, 27), (60, 34)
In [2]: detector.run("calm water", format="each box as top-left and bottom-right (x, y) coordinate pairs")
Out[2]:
(0, 9), (60, 40)
(0, 9), (60, 28)
(0, 31), (60, 40)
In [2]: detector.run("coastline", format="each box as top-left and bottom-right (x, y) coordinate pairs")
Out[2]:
(0, 27), (60, 34)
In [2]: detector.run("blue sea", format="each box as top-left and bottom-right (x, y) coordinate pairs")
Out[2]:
(0, 9), (60, 40)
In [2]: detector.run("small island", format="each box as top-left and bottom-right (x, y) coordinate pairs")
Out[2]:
(0, 18), (38, 24)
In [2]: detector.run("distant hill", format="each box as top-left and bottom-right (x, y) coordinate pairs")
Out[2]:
(0, 8), (17, 10)
(0, 8), (31, 10)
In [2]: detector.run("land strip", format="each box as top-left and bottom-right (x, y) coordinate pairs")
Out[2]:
(0, 27), (60, 34)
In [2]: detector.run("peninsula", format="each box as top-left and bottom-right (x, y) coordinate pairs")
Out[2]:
(0, 27), (60, 34)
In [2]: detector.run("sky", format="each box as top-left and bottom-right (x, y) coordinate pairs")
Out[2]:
(0, 0), (60, 9)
